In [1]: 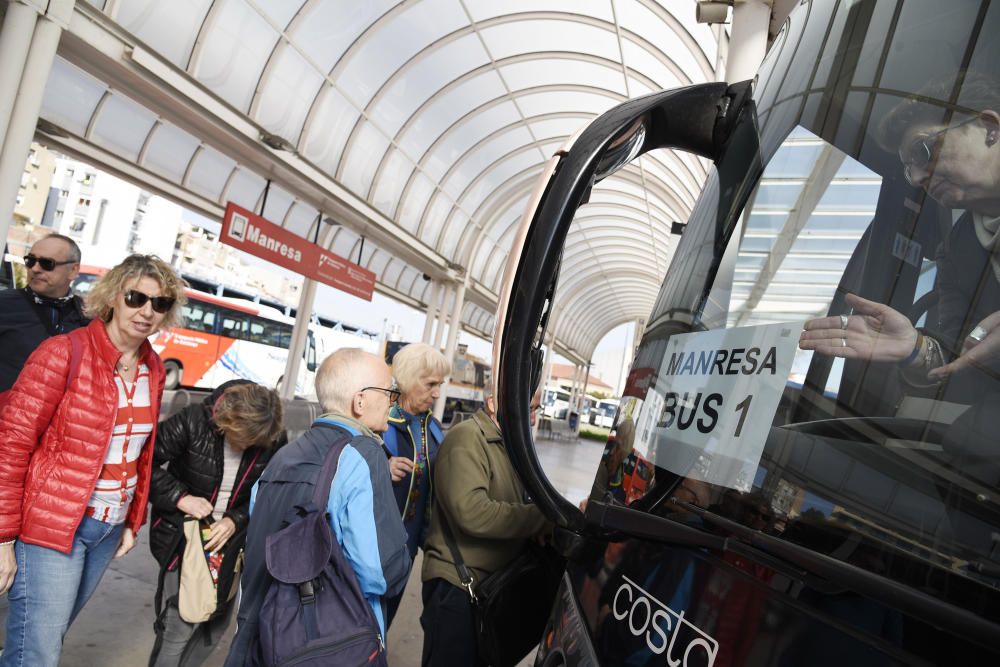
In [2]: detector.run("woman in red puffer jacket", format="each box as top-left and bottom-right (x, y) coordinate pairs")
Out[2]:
(0, 254), (186, 667)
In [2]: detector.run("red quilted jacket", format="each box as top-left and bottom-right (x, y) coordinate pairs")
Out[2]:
(0, 319), (165, 553)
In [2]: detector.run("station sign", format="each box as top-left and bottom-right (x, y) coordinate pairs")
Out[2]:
(221, 202), (375, 301)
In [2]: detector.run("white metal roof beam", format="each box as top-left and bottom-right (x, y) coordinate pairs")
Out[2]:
(58, 4), (460, 286)
(735, 143), (846, 326)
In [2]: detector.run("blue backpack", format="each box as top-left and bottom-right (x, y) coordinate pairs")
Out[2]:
(257, 436), (387, 666)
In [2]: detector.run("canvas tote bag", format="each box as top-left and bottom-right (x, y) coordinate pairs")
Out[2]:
(178, 517), (219, 623)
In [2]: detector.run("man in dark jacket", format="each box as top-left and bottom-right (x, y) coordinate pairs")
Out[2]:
(0, 234), (87, 393)
(226, 349), (409, 666)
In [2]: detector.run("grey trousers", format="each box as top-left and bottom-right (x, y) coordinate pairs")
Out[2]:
(150, 570), (236, 667)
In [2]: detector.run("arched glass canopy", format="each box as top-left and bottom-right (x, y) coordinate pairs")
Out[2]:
(44, 0), (727, 362)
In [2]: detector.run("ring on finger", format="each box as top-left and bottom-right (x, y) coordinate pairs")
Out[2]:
(841, 338), (848, 348)
(968, 325), (988, 343)
(840, 314), (849, 330)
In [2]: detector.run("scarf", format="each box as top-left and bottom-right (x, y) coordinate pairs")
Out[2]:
(24, 287), (79, 333)
(316, 412), (383, 443)
(25, 286), (76, 308)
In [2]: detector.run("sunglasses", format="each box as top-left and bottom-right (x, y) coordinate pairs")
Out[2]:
(360, 386), (401, 403)
(902, 116), (978, 185)
(24, 254), (76, 271)
(124, 289), (175, 314)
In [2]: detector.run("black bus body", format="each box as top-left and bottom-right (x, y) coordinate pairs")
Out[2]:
(494, 1), (1000, 665)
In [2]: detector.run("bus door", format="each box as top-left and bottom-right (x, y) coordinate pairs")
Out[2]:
(296, 329), (319, 399)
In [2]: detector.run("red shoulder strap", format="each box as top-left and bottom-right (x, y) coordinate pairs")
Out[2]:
(66, 327), (84, 391)
(0, 328), (83, 411)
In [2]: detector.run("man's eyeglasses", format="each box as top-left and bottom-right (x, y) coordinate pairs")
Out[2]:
(902, 116), (978, 185)
(24, 254), (76, 271)
(124, 289), (176, 314)
(360, 386), (401, 403)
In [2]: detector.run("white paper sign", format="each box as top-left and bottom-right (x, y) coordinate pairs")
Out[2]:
(648, 321), (804, 491)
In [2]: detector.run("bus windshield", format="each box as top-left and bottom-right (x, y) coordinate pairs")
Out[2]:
(589, 0), (1000, 642)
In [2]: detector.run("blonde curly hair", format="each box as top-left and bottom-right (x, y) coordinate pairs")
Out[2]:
(85, 254), (187, 330)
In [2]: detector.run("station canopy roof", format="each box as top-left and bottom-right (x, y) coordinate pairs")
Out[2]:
(41, 0), (728, 364)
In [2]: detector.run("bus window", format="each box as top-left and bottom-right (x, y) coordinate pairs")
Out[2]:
(182, 301), (217, 334)
(247, 317), (267, 345)
(247, 316), (290, 348)
(276, 323), (293, 349)
(219, 308), (247, 340)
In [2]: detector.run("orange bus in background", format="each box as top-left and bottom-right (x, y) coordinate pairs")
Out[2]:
(72, 269), (380, 398)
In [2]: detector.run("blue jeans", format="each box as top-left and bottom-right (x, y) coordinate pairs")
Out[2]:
(0, 516), (124, 667)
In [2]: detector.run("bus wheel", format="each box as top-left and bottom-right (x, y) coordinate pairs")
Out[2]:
(164, 360), (182, 390)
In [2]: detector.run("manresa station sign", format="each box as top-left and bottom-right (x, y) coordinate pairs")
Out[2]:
(221, 202), (376, 301)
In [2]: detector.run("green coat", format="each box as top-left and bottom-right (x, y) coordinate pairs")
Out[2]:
(421, 409), (548, 589)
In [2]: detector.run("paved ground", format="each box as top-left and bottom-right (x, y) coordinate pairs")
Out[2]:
(0, 422), (605, 666)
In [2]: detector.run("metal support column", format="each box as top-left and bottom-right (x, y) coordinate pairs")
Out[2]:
(618, 319), (642, 395)
(433, 285), (451, 350)
(280, 217), (340, 401)
(280, 278), (318, 401)
(0, 0), (72, 249)
(567, 364), (581, 423)
(726, 0), (772, 83)
(578, 361), (592, 434)
(433, 278), (466, 421)
(534, 329), (557, 439)
(0, 2), (39, 150)
(421, 279), (440, 344)
(540, 330), (556, 397)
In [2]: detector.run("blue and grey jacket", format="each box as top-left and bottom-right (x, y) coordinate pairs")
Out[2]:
(383, 404), (444, 560)
(225, 416), (409, 666)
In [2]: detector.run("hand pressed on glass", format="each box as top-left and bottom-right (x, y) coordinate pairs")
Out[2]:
(799, 293), (919, 363)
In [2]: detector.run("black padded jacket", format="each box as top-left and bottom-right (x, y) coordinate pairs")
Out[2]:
(148, 380), (286, 570)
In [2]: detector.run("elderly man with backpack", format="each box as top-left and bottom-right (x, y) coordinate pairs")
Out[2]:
(225, 348), (410, 667)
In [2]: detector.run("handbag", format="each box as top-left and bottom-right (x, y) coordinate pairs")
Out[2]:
(177, 516), (243, 623)
(178, 517), (218, 623)
(438, 506), (563, 667)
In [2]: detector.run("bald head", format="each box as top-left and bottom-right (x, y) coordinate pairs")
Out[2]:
(315, 348), (394, 432)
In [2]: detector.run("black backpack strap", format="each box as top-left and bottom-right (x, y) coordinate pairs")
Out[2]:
(310, 433), (354, 510)
(297, 431), (354, 639)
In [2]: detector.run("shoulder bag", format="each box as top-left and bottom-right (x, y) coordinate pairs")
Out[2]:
(178, 516), (243, 623)
(438, 504), (563, 667)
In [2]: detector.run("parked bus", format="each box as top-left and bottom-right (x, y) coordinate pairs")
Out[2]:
(542, 388), (570, 419)
(493, 1), (1000, 664)
(588, 398), (619, 429)
(72, 270), (380, 398)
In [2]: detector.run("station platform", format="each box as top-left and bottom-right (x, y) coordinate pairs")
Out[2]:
(0, 405), (605, 666)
